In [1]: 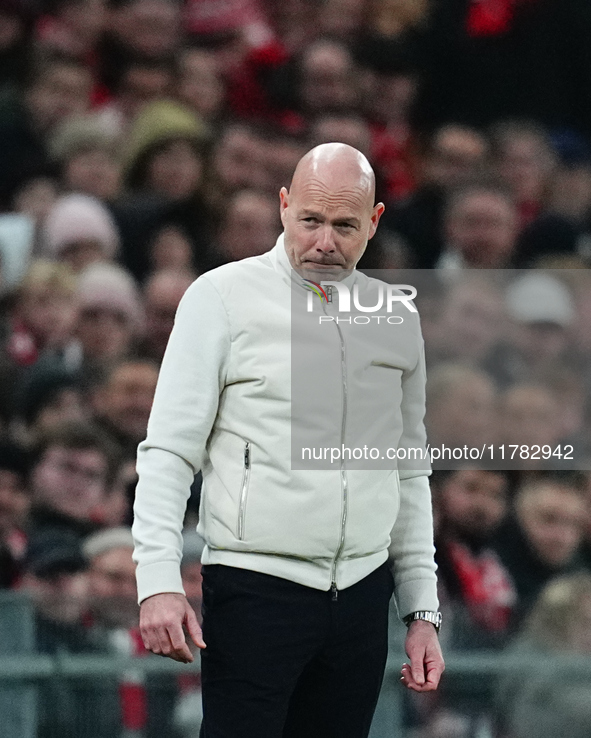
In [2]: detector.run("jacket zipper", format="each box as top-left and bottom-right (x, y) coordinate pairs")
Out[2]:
(324, 290), (348, 602)
(237, 441), (251, 540)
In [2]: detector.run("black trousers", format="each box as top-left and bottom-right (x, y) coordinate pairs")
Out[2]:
(198, 560), (395, 738)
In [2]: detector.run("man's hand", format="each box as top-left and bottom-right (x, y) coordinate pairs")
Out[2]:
(400, 620), (444, 692)
(140, 592), (206, 663)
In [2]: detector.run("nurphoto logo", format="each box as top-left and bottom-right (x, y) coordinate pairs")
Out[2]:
(304, 280), (417, 324)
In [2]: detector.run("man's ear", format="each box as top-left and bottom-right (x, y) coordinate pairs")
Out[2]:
(368, 202), (385, 240)
(279, 187), (289, 227)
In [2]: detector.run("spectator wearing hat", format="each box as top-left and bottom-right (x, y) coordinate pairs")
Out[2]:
(506, 272), (575, 367)
(84, 526), (138, 631)
(83, 525), (181, 738)
(0, 441), (31, 588)
(49, 115), (122, 202)
(42, 193), (120, 273)
(119, 100), (214, 274)
(75, 262), (144, 371)
(123, 100), (209, 202)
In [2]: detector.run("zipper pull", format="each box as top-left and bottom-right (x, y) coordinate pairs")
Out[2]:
(244, 444), (250, 468)
(331, 581), (338, 602)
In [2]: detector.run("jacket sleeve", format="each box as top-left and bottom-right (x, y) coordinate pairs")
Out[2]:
(132, 276), (230, 604)
(388, 327), (439, 618)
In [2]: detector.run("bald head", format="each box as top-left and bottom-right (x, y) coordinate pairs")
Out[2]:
(280, 144), (384, 280)
(290, 143), (376, 205)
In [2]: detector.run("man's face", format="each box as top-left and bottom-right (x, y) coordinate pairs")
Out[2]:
(440, 470), (507, 542)
(219, 192), (280, 260)
(279, 175), (384, 282)
(32, 446), (108, 521)
(144, 274), (192, 361)
(427, 128), (488, 190)
(27, 64), (91, 132)
(101, 363), (158, 443)
(300, 43), (357, 113)
(446, 191), (518, 268)
(214, 127), (270, 192)
(112, 0), (180, 58)
(88, 546), (138, 627)
(0, 470), (30, 535)
(518, 485), (586, 568)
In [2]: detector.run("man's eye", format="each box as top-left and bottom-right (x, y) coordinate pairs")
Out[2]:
(337, 223), (354, 229)
(303, 217), (318, 224)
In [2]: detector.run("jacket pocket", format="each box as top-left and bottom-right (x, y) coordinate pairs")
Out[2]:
(237, 441), (251, 540)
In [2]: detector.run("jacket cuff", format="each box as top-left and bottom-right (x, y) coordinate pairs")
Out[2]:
(136, 561), (185, 605)
(395, 578), (439, 620)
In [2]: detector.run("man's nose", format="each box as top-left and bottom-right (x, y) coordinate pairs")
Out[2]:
(315, 226), (336, 252)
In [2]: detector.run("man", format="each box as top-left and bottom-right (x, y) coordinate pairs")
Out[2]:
(438, 180), (520, 269)
(133, 143), (444, 737)
(30, 421), (120, 539)
(92, 358), (159, 460)
(494, 473), (587, 621)
(433, 469), (516, 649)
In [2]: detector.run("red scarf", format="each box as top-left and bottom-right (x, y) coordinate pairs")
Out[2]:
(466, 0), (539, 37)
(447, 540), (516, 631)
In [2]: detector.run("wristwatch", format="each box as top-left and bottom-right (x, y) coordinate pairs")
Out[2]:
(403, 610), (442, 634)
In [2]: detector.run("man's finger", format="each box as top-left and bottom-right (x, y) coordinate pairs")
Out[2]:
(156, 626), (175, 656)
(185, 605), (207, 649)
(168, 622), (194, 663)
(407, 647), (426, 685)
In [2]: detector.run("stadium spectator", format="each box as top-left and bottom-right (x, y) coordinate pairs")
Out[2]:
(100, 0), (181, 92)
(381, 124), (489, 266)
(499, 383), (566, 461)
(0, 440), (30, 588)
(490, 120), (558, 228)
(438, 180), (519, 269)
(139, 269), (193, 363)
(123, 99), (209, 201)
(209, 121), (272, 202)
(494, 474), (588, 621)
(75, 263), (144, 370)
(428, 274), (506, 369)
(42, 194), (120, 272)
(433, 469), (516, 650)
(297, 38), (359, 115)
(35, 0), (107, 61)
(97, 58), (175, 134)
(49, 115), (122, 201)
(309, 113), (372, 156)
(212, 189), (280, 264)
(3, 260), (79, 371)
(0, 53), (92, 209)
(29, 421), (120, 539)
(425, 363), (498, 454)
(91, 358), (158, 459)
(176, 47), (226, 123)
(505, 272), (576, 370)
(15, 359), (87, 446)
(496, 573), (591, 738)
(84, 526), (137, 630)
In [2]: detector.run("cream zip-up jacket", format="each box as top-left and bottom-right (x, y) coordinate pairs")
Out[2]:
(132, 235), (438, 617)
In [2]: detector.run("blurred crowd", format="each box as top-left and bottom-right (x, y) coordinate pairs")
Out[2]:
(2, 0), (591, 736)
